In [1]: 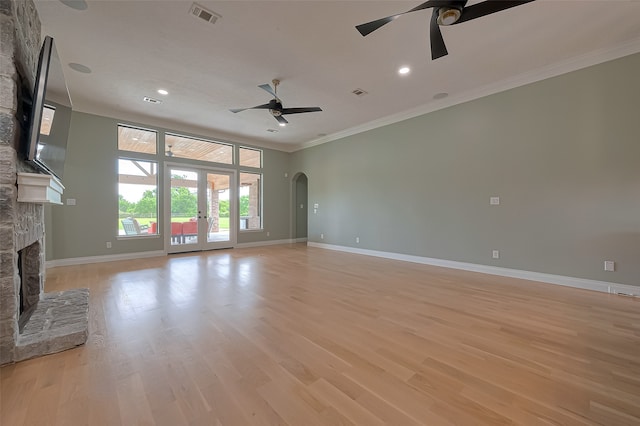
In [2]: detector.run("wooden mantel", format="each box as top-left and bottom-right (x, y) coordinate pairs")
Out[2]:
(17, 172), (64, 205)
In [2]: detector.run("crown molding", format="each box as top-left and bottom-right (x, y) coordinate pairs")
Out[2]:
(293, 37), (640, 152)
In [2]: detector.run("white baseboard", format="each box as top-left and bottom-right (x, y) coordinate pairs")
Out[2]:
(46, 250), (166, 268)
(307, 242), (639, 296)
(236, 238), (299, 249)
(46, 239), (308, 267)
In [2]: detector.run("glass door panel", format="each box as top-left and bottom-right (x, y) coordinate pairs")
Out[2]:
(169, 169), (199, 248)
(206, 173), (231, 244)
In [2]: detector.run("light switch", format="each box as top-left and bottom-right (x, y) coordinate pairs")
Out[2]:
(66, 198), (76, 206)
(490, 197), (500, 205)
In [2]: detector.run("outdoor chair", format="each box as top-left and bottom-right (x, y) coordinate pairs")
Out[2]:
(121, 217), (149, 235)
(182, 221), (198, 242)
(171, 222), (183, 243)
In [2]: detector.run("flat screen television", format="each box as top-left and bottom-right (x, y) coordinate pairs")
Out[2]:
(24, 36), (72, 182)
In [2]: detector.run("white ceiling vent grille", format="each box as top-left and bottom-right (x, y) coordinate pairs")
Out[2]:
(190, 3), (221, 24)
(352, 88), (368, 97)
(143, 96), (162, 104)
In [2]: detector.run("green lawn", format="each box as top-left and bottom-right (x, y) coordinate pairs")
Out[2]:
(118, 216), (230, 231)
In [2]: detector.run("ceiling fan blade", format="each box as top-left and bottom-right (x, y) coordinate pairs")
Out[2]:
(430, 9), (448, 60)
(356, 0), (449, 36)
(281, 107), (322, 115)
(258, 83), (277, 98)
(275, 115), (288, 125)
(229, 103), (271, 113)
(454, 0), (536, 24)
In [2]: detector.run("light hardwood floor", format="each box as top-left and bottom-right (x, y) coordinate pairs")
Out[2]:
(1, 244), (639, 425)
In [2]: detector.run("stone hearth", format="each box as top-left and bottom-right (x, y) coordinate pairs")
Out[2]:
(15, 289), (89, 361)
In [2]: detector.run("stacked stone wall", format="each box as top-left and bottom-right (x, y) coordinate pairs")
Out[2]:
(0, 0), (44, 365)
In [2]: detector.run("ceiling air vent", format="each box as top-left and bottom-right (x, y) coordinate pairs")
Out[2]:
(190, 3), (221, 24)
(352, 88), (368, 97)
(143, 96), (162, 104)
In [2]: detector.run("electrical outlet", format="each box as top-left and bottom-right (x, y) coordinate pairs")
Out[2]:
(490, 197), (500, 205)
(604, 261), (615, 272)
(266, 231), (270, 237)
(356, 237), (360, 244)
(320, 233), (324, 240)
(492, 250), (500, 259)
(66, 198), (76, 206)
(106, 242), (112, 249)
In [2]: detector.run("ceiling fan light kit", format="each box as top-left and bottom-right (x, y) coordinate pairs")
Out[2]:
(437, 7), (462, 26)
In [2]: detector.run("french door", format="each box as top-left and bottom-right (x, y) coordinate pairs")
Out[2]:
(165, 165), (236, 253)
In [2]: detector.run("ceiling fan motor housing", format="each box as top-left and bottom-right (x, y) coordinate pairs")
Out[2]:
(269, 99), (283, 116)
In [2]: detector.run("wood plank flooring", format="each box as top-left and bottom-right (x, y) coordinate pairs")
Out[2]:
(1, 244), (639, 425)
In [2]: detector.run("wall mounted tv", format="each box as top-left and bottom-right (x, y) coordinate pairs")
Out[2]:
(24, 35), (72, 182)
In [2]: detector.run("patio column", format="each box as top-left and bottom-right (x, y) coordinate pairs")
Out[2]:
(248, 182), (260, 229)
(209, 182), (219, 232)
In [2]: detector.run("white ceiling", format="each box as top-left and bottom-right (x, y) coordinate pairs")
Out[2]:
(35, 0), (640, 152)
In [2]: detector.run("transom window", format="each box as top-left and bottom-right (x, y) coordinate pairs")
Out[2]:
(165, 133), (233, 164)
(118, 125), (157, 154)
(239, 147), (262, 168)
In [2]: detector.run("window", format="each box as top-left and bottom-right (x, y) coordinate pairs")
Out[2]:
(239, 147), (262, 168)
(118, 125), (157, 154)
(118, 159), (158, 236)
(165, 133), (233, 164)
(239, 172), (262, 230)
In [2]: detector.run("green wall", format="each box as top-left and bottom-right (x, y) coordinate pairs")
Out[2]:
(291, 53), (640, 287)
(48, 112), (291, 260)
(50, 53), (640, 288)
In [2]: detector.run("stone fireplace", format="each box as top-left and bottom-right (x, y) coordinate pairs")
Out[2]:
(17, 241), (42, 331)
(0, 0), (88, 365)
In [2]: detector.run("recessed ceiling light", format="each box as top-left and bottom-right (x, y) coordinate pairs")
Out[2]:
(433, 92), (449, 100)
(132, 137), (139, 141)
(398, 66), (411, 75)
(157, 89), (169, 95)
(279, 123), (286, 127)
(68, 63), (91, 73)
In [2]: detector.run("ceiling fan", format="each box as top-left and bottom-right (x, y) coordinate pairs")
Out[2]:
(230, 79), (322, 126)
(356, 0), (536, 60)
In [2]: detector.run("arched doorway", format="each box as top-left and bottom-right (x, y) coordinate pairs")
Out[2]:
(292, 173), (308, 241)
